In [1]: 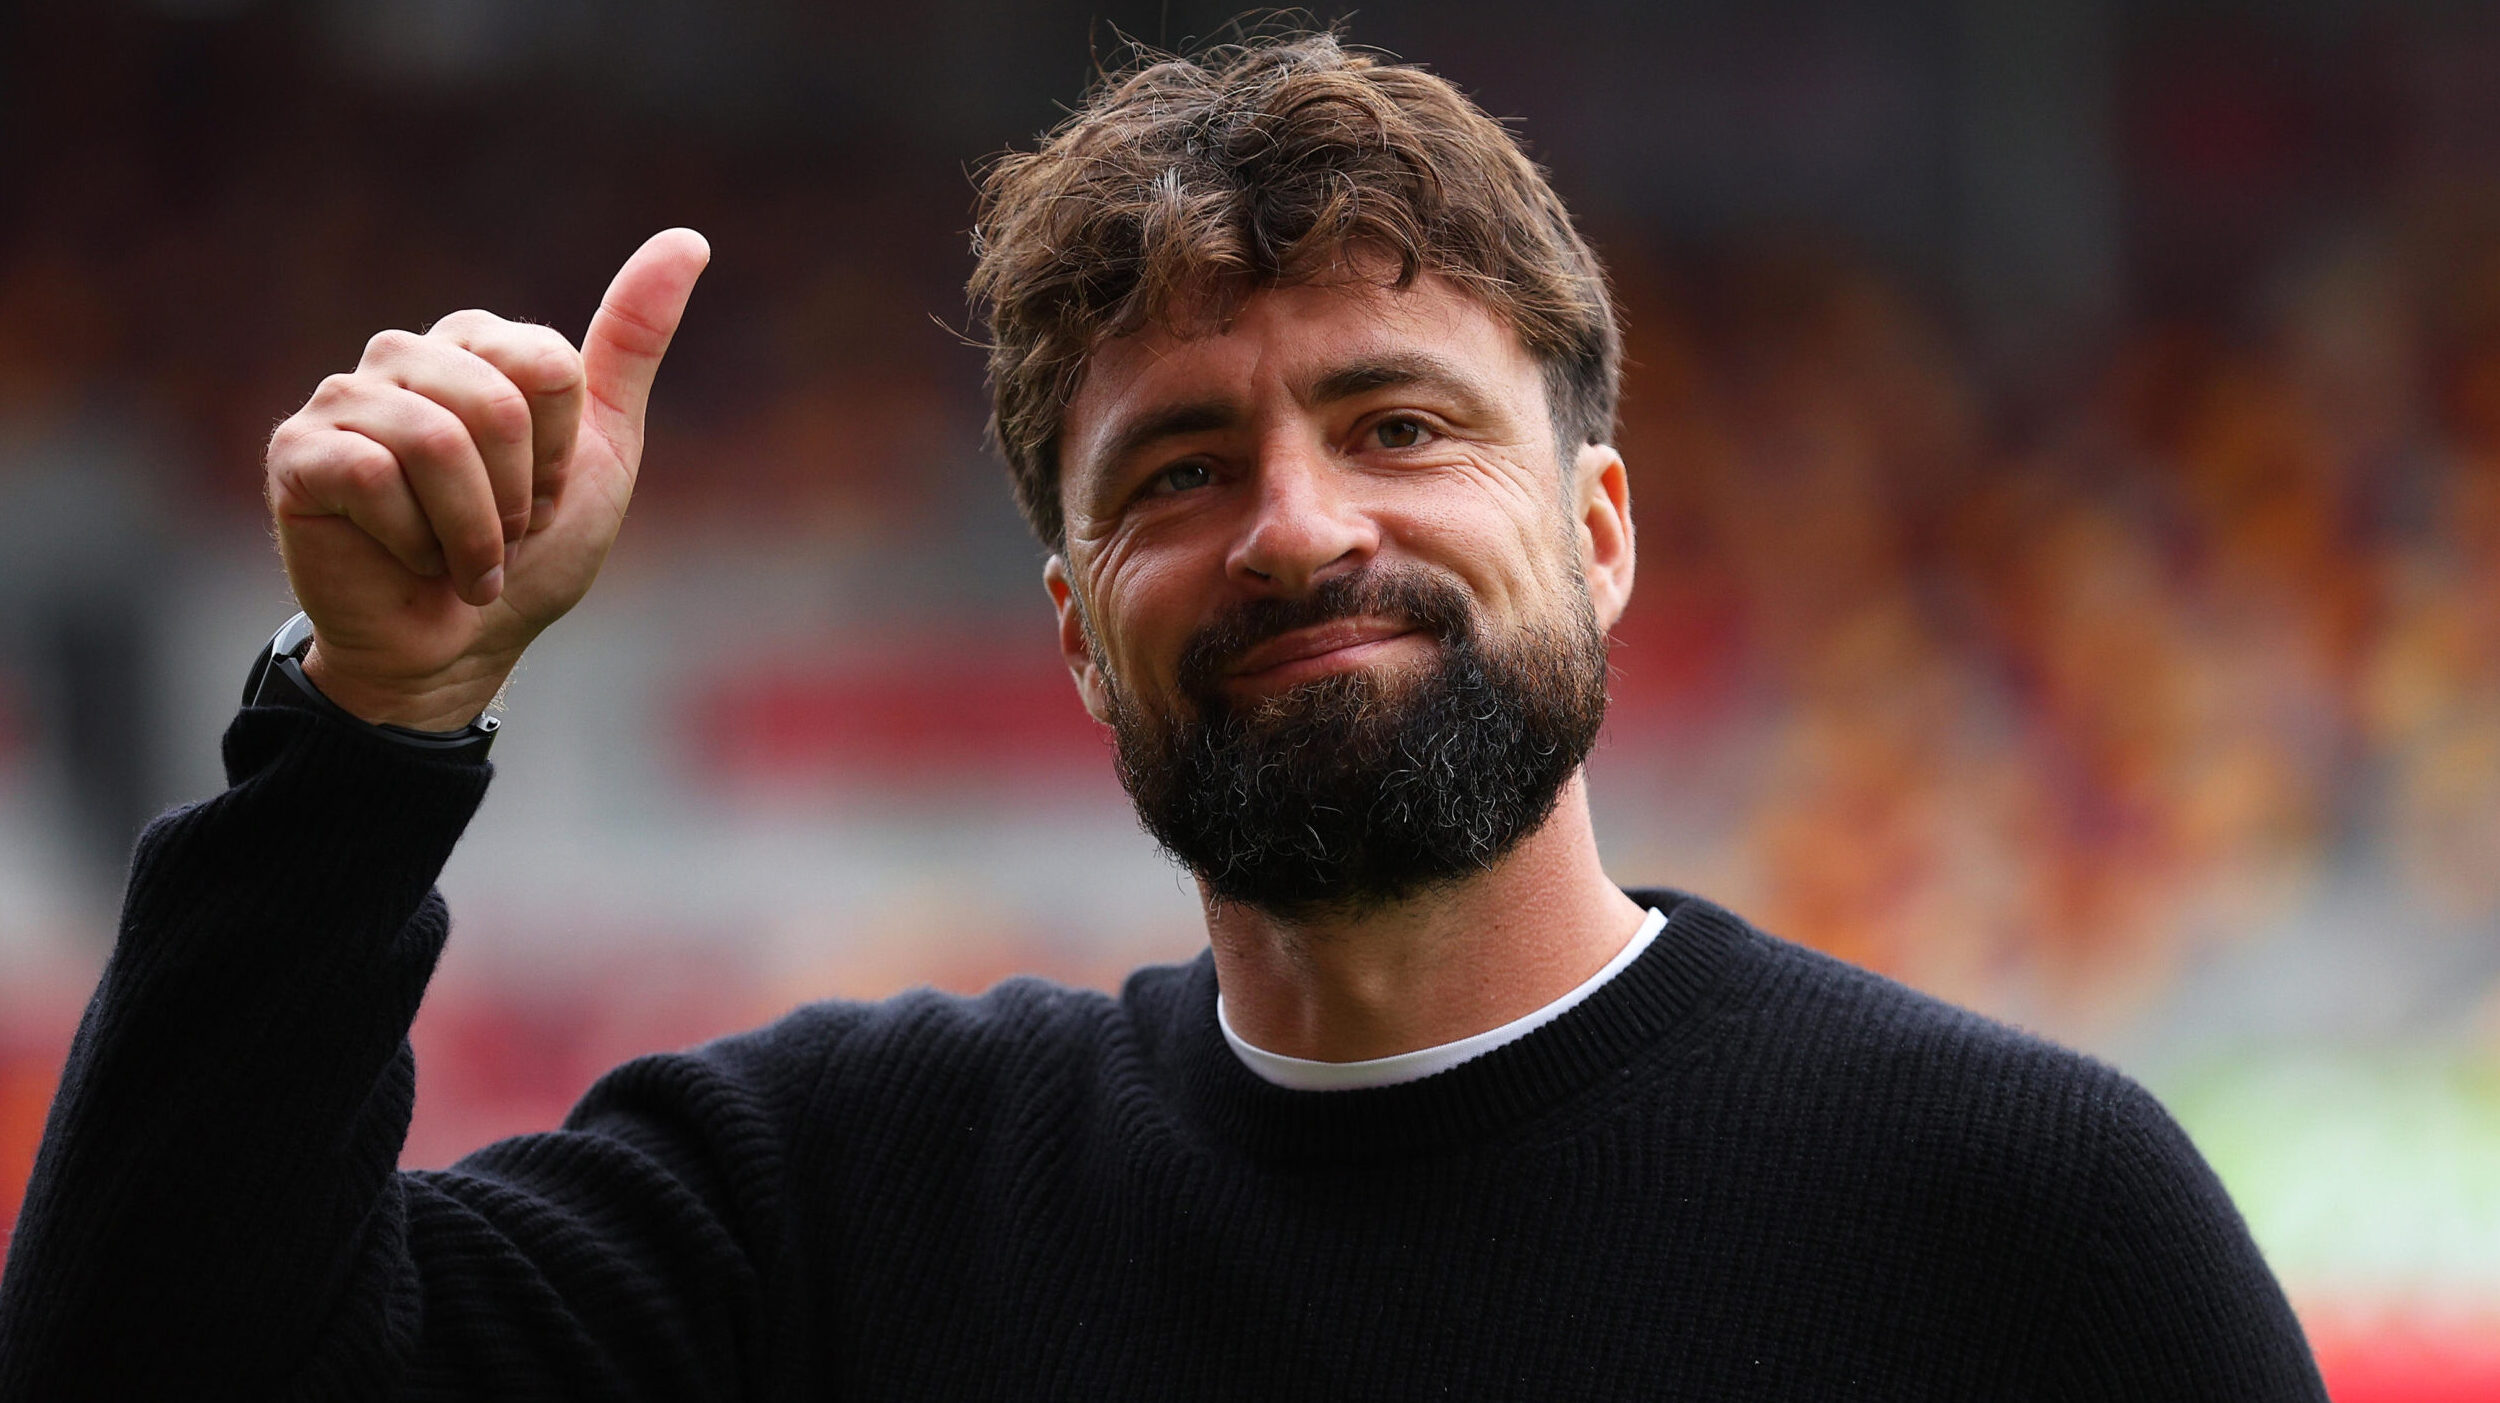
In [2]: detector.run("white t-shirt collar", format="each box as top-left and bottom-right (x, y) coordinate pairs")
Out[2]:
(1217, 905), (1670, 1091)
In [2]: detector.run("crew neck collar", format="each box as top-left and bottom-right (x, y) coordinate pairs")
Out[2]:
(1217, 905), (1670, 1090)
(1130, 889), (1758, 1166)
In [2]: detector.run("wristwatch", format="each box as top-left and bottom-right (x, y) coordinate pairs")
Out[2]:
(242, 611), (500, 763)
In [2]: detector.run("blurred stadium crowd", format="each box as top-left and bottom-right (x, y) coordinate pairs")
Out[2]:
(1604, 228), (2500, 1013)
(3, 2), (2499, 1391)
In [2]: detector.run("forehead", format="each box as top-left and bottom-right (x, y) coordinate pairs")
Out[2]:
(1059, 275), (1545, 483)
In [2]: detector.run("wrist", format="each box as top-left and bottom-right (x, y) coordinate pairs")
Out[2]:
(241, 615), (500, 764)
(301, 643), (509, 734)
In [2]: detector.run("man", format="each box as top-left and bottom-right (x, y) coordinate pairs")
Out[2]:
(0, 33), (2324, 1400)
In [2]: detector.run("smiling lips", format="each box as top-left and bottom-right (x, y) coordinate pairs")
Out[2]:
(1222, 616), (1429, 692)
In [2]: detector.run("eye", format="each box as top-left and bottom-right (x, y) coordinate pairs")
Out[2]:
(1145, 459), (1213, 496)
(1371, 416), (1433, 450)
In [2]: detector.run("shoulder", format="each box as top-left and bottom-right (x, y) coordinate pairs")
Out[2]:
(1637, 895), (2322, 1391)
(548, 967), (1177, 1206)
(709, 969), (1141, 1095)
(686, 959), (1208, 1133)
(1698, 897), (2137, 1102)
(1688, 902), (2311, 1272)
(1652, 894), (2186, 1205)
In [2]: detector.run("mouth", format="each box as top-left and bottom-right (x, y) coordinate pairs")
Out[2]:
(1221, 616), (1431, 695)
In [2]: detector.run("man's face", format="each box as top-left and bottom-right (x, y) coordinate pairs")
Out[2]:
(1045, 274), (1636, 915)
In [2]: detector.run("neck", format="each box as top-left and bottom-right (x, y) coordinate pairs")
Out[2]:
(1203, 772), (1644, 1063)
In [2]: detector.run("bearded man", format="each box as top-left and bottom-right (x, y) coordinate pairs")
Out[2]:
(0, 33), (2324, 1401)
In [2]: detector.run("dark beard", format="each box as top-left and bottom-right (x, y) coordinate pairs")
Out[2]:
(1102, 566), (1611, 921)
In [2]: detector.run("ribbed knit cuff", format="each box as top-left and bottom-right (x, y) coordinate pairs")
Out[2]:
(104, 704), (493, 971)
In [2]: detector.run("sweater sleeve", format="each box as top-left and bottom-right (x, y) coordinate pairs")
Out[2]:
(2046, 1074), (2329, 1402)
(0, 707), (807, 1402)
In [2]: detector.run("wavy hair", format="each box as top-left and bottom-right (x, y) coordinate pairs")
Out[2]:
(969, 31), (1620, 549)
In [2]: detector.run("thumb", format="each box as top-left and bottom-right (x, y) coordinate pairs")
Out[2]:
(581, 227), (711, 458)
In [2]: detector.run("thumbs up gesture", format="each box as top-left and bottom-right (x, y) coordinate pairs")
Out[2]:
(264, 229), (709, 732)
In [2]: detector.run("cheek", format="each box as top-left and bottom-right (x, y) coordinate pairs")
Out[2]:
(1084, 546), (1206, 688)
(1383, 458), (1572, 610)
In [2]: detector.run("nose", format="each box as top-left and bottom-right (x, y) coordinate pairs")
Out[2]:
(1226, 436), (1377, 595)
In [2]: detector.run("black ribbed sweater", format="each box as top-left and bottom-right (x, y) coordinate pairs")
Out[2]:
(0, 707), (2326, 1400)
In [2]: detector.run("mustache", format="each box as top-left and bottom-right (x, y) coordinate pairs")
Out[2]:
(1172, 567), (1477, 699)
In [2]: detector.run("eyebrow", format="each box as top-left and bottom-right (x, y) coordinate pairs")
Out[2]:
(1092, 399), (1242, 486)
(1303, 352), (1502, 420)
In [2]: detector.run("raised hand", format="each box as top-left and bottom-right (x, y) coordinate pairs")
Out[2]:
(264, 228), (710, 731)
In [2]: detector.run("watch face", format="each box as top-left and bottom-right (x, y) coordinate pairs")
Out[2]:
(271, 611), (318, 661)
(244, 613), (315, 707)
(242, 638), (277, 707)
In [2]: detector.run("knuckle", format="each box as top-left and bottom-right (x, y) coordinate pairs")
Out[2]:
(431, 307), (502, 337)
(526, 331), (585, 388)
(409, 415), (477, 467)
(308, 372), (361, 408)
(270, 421), (328, 475)
(482, 383), (533, 445)
(362, 328), (418, 363)
(337, 441), (400, 495)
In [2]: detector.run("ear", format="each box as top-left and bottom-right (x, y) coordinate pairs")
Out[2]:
(1573, 442), (1635, 630)
(1043, 555), (1114, 724)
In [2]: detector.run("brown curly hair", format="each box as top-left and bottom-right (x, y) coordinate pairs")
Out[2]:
(969, 31), (1620, 550)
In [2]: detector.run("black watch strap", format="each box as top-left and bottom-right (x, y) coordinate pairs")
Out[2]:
(242, 612), (499, 764)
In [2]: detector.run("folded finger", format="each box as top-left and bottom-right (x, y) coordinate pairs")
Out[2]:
(327, 383), (508, 603)
(362, 327), (535, 545)
(426, 311), (586, 529)
(268, 425), (447, 579)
